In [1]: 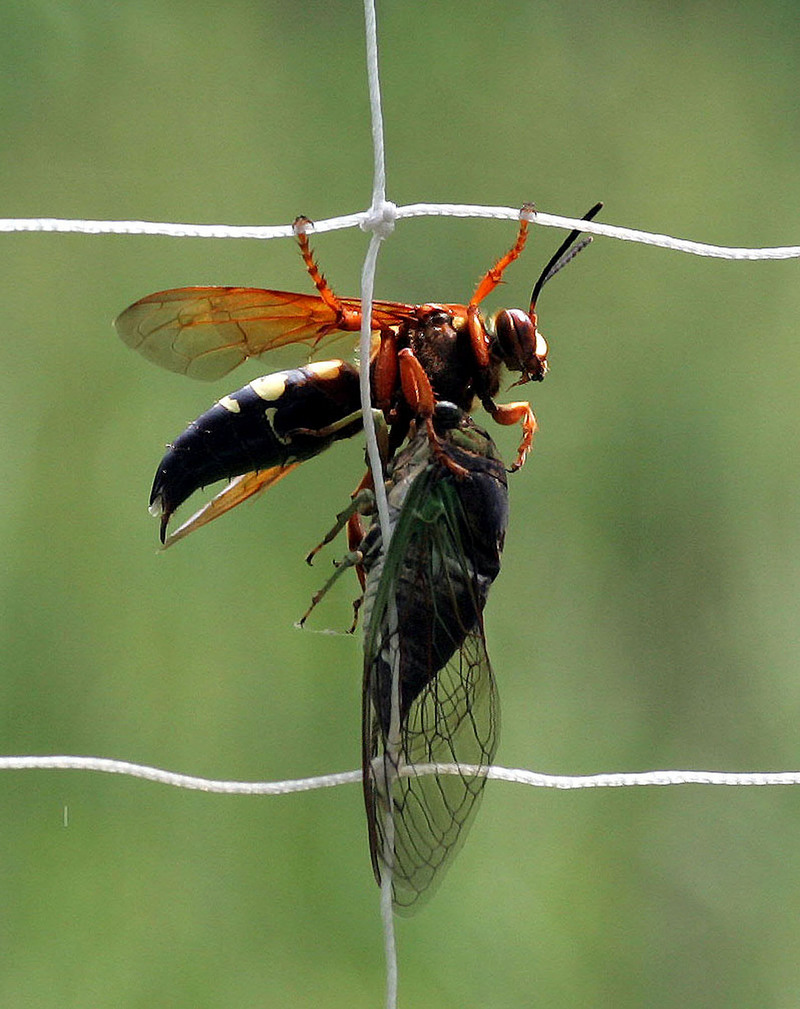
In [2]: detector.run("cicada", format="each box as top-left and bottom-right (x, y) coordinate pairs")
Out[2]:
(357, 402), (507, 910)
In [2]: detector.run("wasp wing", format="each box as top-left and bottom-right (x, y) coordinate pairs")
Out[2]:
(361, 421), (505, 912)
(157, 465), (299, 547)
(115, 287), (415, 381)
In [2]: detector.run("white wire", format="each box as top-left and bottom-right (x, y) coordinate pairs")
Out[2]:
(359, 2), (400, 1004)
(3, 754), (799, 791)
(3, 205), (800, 260)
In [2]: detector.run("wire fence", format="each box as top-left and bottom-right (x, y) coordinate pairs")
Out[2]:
(3, 2), (800, 1007)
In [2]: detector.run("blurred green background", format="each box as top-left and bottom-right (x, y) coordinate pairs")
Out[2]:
(2, 1), (800, 1006)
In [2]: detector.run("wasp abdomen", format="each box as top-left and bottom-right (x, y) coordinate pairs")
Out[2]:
(150, 360), (362, 529)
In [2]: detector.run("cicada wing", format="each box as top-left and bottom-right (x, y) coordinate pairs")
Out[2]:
(363, 620), (499, 913)
(362, 466), (500, 913)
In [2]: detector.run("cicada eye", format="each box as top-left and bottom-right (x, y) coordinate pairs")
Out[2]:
(493, 308), (547, 382)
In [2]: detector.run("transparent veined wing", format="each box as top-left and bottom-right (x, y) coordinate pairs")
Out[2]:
(360, 406), (508, 912)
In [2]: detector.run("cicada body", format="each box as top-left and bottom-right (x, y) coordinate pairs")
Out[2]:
(359, 403), (508, 911)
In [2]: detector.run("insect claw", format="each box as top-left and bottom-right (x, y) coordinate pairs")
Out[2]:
(347, 594), (364, 634)
(292, 215), (314, 235)
(519, 201), (536, 222)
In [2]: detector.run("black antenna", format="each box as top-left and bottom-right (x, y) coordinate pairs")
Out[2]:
(530, 202), (603, 310)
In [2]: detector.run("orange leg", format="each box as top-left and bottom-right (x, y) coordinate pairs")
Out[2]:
(371, 329), (398, 411)
(466, 203), (535, 369)
(398, 349), (468, 477)
(293, 216), (362, 330)
(468, 203), (535, 308)
(488, 399), (538, 471)
(398, 347), (436, 417)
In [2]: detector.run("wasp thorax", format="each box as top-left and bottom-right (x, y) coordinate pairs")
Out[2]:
(492, 308), (548, 382)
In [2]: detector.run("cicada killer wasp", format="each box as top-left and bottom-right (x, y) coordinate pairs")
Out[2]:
(115, 203), (601, 546)
(114, 203), (600, 907)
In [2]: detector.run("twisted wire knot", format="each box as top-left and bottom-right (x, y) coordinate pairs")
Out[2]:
(360, 200), (397, 239)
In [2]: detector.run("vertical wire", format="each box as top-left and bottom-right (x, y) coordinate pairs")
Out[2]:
(359, 0), (392, 543)
(360, 3), (399, 1008)
(364, 0), (387, 215)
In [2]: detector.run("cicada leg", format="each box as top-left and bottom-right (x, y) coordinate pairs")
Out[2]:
(304, 485), (375, 567)
(300, 473), (377, 631)
(296, 547), (366, 630)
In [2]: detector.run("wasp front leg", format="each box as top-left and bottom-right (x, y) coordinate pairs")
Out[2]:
(465, 203), (536, 370)
(468, 204), (535, 309)
(484, 398), (538, 471)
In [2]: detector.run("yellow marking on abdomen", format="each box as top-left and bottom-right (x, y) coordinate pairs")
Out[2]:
(305, 360), (344, 380)
(218, 395), (242, 414)
(249, 373), (289, 402)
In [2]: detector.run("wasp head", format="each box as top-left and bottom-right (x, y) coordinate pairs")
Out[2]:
(491, 201), (603, 388)
(491, 308), (548, 384)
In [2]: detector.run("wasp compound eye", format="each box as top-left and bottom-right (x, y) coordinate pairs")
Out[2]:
(493, 308), (547, 381)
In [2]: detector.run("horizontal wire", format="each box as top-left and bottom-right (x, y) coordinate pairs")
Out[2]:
(3, 201), (798, 801)
(2, 754), (799, 793)
(2, 204), (799, 260)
